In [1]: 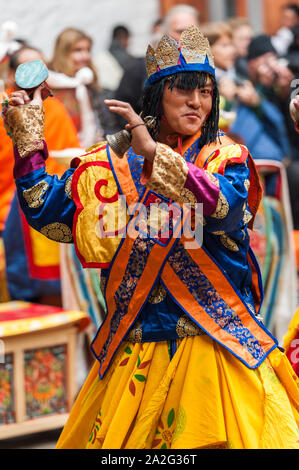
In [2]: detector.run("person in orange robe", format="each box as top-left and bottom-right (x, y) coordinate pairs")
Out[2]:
(0, 84), (80, 232)
(0, 46), (81, 304)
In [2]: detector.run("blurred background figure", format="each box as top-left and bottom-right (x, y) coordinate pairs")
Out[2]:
(0, 44), (80, 306)
(161, 3), (200, 40)
(230, 33), (294, 160)
(108, 25), (133, 71)
(201, 21), (236, 83)
(228, 17), (254, 77)
(272, 3), (299, 56)
(48, 27), (116, 149)
(285, 23), (299, 77)
(0, 21), (22, 91)
(94, 25), (133, 95)
(200, 21), (238, 131)
(150, 17), (164, 47)
(114, 3), (200, 129)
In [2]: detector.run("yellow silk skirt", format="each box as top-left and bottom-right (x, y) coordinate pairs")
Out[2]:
(56, 335), (299, 449)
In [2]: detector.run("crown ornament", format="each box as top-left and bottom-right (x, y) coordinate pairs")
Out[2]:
(145, 25), (215, 86)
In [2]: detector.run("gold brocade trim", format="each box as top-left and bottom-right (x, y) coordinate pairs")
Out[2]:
(243, 209), (252, 225)
(212, 231), (239, 252)
(146, 143), (189, 201)
(125, 322), (143, 342)
(204, 170), (220, 188)
(177, 188), (197, 207)
(179, 25), (215, 67)
(146, 45), (158, 76)
(6, 104), (45, 158)
(145, 25), (215, 77)
(155, 35), (180, 71)
(148, 282), (167, 304)
(40, 222), (73, 243)
(210, 191), (229, 219)
(244, 179), (250, 191)
(85, 141), (107, 153)
(176, 314), (206, 338)
(100, 273), (107, 295)
(125, 315), (206, 343)
(65, 176), (73, 200)
(22, 180), (49, 209)
(245, 300), (256, 316)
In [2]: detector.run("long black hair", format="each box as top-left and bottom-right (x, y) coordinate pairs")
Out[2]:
(141, 71), (220, 148)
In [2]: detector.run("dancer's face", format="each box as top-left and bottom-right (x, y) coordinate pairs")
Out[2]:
(161, 77), (213, 136)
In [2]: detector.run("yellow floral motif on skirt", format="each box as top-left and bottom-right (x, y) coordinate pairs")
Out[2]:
(41, 222), (73, 243)
(56, 336), (299, 449)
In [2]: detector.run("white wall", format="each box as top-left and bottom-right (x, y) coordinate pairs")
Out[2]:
(0, 0), (160, 59)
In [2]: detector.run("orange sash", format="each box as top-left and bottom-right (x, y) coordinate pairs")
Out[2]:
(72, 140), (277, 378)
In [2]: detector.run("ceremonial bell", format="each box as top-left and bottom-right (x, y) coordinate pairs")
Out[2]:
(106, 116), (156, 158)
(106, 129), (132, 158)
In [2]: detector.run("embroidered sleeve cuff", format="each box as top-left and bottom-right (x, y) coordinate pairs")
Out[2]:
(7, 104), (45, 158)
(145, 143), (188, 200)
(13, 141), (48, 180)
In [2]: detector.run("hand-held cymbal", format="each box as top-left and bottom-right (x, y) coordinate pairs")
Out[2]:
(15, 59), (49, 89)
(15, 59), (52, 101)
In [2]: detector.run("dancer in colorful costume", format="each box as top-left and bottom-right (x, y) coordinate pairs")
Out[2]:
(4, 26), (299, 449)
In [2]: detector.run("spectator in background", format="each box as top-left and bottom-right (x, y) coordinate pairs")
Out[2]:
(94, 26), (133, 96)
(48, 27), (116, 148)
(227, 17), (254, 77)
(228, 34), (293, 161)
(161, 3), (200, 41)
(1, 45), (80, 305)
(272, 3), (299, 56)
(114, 4), (200, 129)
(200, 22), (237, 104)
(0, 45), (80, 234)
(245, 34), (296, 157)
(285, 23), (299, 77)
(94, 25), (134, 96)
(151, 18), (164, 47)
(108, 25), (133, 71)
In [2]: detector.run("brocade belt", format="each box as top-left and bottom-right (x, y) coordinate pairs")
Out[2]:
(125, 313), (207, 343)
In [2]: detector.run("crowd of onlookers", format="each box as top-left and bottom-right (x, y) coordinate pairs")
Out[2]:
(1, 4), (299, 157)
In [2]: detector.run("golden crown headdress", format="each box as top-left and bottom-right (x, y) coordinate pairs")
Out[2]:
(145, 25), (215, 86)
